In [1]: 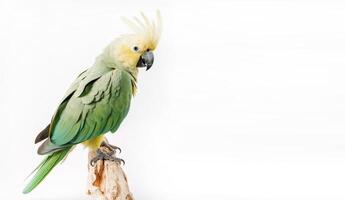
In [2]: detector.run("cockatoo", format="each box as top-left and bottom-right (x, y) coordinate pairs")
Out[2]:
(23, 11), (162, 194)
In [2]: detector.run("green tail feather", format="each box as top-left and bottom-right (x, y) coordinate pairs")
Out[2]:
(23, 147), (71, 194)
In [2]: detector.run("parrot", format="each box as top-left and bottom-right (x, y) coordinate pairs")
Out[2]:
(23, 11), (162, 194)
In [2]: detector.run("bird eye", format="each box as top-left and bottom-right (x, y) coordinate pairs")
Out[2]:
(133, 46), (139, 52)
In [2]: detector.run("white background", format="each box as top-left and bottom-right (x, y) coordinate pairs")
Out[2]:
(1, 0), (345, 199)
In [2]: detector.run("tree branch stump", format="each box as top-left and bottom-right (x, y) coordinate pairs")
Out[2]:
(87, 147), (134, 200)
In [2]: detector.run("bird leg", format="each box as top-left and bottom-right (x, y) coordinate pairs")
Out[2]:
(101, 140), (122, 154)
(90, 142), (125, 166)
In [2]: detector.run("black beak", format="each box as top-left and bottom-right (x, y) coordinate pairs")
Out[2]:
(137, 51), (154, 71)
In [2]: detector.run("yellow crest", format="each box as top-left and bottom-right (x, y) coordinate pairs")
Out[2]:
(122, 11), (162, 50)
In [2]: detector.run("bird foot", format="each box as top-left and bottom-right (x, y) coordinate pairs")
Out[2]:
(90, 147), (125, 166)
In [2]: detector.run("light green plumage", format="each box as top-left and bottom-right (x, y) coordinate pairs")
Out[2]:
(23, 57), (135, 193)
(51, 67), (132, 146)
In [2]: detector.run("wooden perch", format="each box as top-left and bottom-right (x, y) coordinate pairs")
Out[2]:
(87, 146), (134, 200)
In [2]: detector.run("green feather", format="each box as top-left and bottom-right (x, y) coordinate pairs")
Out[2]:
(50, 69), (132, 146)
(23, 147), (71, 194)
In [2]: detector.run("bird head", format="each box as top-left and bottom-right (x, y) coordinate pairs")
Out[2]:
(104, 11), (162, 73)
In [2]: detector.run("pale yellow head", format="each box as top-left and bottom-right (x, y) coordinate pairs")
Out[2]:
(104, 11), (162, 74)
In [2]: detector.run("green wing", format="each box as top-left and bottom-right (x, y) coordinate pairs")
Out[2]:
(24, 67), (134, 193)
(34, 69), (89, 144)
(39, 68), (133, 154)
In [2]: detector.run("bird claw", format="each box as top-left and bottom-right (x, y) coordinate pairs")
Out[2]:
(101, 141), (122, 154)
(90, 148), (125, 167)
(114, 158), (125, 165)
